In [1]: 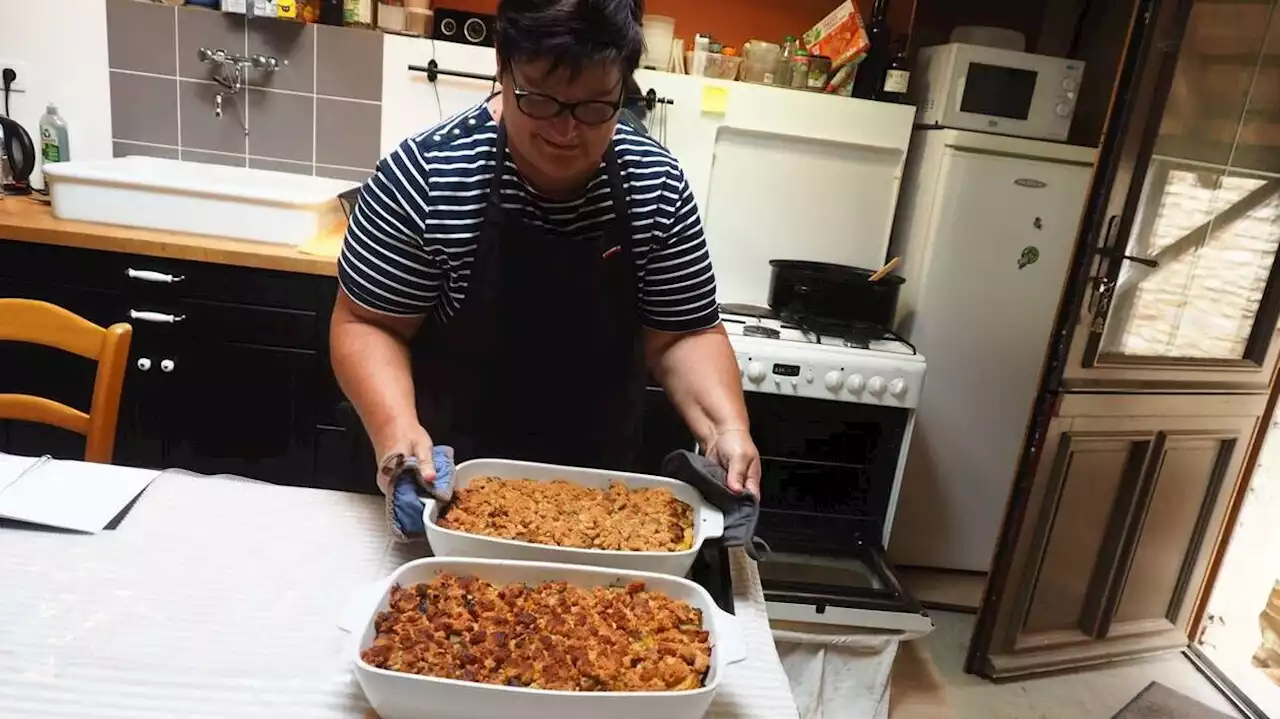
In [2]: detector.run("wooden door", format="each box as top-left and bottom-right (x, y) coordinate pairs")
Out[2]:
(1064, 0), (1280, 391)
(970, 0), (1280, 679)
(975, 393), (1264, 678)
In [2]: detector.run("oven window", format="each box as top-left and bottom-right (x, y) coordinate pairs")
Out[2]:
(757, 551), (887, 590)
(960, 63), (1038, 120)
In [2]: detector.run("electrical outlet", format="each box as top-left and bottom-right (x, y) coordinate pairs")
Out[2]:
(0, 60), (29, 94)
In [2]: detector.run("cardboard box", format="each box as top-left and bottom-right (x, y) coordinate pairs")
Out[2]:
(803, 0), (871, 71)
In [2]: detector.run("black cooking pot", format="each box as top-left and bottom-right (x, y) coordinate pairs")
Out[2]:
(767, 260), (905, 328)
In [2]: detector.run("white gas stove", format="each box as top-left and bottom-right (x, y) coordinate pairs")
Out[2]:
(721, 310), (927, 409)
(714, 306), (933, 633)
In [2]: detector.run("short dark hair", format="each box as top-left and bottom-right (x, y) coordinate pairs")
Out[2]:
(496, 0), (645, 78)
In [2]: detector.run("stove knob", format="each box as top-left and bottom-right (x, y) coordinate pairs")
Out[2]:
(746, 362), (767, 384)
(805, 371), (815, 384)
(773, 377), (782, 389)
(845, 374), (865, 394)
(737, 361), (744, 377)
(823, 370), (843, 392)
(790, 378), (799, 391)
(867, 376), (887, 395)
(1055, 102), (1072, 117)
(889, 378), (908, 398)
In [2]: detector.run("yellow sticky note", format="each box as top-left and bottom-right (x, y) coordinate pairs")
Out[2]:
(701, 86), (729, 115)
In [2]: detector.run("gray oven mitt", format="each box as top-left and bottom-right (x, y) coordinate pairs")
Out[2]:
(662, 450), (769, 561)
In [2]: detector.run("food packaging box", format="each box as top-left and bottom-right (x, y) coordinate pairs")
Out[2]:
(802, 0), (871, 71)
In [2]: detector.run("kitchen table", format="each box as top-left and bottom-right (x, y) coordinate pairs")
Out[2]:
(0, 461), (799, 719)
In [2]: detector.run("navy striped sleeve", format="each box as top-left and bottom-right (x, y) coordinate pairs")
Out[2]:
(338, 141), (442, 317)
(636, 166), (721, 333)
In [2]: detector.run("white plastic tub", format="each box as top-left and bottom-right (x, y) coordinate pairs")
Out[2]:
(43, 157), (360, 246)
(424, 459), (725, 577)
(353, 557), (746, 719)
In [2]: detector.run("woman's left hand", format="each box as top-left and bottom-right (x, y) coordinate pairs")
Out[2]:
(706, 428), (762, 498)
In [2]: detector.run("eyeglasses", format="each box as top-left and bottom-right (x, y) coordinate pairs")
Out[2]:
(507, 67), (625, 126)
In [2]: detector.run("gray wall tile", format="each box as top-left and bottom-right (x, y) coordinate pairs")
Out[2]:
(247, 19), (315, 93)
(178, 6), (246, 81)
(250, 157), (314, 175)
(315, 98), (381, 168)
(315, 24), (382, 101)
(317, 165), (372, 183)
(107, 0), (177, 75)
(114, 141), (179, 160)
(179, 80), (249, 154)
(110, 71), (179, 145)
(246, 89), (314, 162)
(181, 149), (247, 167)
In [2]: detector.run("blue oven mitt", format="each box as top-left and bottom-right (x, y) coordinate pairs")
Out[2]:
(382, 446), (455, 541)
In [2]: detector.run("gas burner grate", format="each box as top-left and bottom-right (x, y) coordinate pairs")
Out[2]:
(743, 325), (782, 339)
(719, 303), (776, 319)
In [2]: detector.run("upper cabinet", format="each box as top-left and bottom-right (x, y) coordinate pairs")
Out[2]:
(1066, 0), (1280, 391)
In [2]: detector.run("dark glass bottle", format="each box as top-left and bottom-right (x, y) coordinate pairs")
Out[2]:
(851, 0), (891, 100)
(880, 36), (912, 103)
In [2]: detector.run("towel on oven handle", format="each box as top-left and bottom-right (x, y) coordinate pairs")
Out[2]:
(663, 450), (770, 561)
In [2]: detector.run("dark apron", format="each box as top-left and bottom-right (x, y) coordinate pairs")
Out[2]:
(410, 123), (647, 471)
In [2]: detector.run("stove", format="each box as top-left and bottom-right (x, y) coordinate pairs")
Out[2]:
(715, 306), (931, 633)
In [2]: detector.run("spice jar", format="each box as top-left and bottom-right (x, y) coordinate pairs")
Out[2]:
(806, 55), (833, 91)
(789, 50), (812, 89)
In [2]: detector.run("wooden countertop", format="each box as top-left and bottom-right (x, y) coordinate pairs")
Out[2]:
(0, 198), (342, 277)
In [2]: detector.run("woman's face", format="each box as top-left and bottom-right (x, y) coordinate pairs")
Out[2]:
(500, 58), (624, 190)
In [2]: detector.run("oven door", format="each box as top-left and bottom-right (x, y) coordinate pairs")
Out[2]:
(758, 540), (932, 633)
(746, 392), (932, 633)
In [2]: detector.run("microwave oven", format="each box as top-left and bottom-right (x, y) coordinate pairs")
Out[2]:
(912, 43), (1085, 141)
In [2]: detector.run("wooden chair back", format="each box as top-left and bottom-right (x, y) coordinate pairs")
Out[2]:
(0, 299), (133, 464)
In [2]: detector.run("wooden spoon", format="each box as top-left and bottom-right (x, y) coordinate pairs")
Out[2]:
(868, 257), (901, 283)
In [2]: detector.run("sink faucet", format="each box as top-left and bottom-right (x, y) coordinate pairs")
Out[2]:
(197, 47), (285, 134)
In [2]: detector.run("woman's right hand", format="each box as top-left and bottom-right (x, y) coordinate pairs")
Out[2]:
(375, 424), (436, 494)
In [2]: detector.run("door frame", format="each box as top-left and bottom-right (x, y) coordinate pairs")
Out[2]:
(964, 0), (1192, 676)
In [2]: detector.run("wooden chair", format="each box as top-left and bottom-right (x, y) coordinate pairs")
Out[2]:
(0, 299), (133, 464)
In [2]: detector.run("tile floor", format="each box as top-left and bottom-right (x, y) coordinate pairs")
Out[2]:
(913, 611), (1244, 718)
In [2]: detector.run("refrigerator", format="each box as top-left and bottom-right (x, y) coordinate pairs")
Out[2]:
(885, 128), (1097, 572)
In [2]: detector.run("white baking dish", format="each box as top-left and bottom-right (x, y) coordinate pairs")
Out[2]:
(43, 157), (359, 246)
(353, 557), (746, 719)
(424, 459), (724, 577)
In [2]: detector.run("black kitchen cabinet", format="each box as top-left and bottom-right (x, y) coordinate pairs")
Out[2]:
(0, 238), (370, 492)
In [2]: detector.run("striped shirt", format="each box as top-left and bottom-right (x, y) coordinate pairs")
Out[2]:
(338, 103), (720, 333)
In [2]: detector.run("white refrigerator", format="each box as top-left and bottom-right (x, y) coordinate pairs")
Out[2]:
(886, 129), (1097, 572)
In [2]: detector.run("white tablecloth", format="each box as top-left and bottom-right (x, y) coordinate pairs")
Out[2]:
(0, 468), (798, 719)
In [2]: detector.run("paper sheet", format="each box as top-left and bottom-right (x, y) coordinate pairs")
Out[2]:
(0, 453), (159, 533)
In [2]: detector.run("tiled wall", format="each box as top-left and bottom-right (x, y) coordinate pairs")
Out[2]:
(105, 0), (382, 182)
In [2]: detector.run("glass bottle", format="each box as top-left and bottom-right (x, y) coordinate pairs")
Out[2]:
(851, 0), (890, 100)
(777, 35), (799, 87)
(881, 36), (911, 103)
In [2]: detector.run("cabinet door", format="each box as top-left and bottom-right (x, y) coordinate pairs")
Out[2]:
(156, 340), (319, 485)
(975, 393), (1263, 678)
(0, 280), (161, 466)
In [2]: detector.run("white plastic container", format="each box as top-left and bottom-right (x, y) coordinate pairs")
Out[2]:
(640, 15), (676, 71)
(425, 459), (725, 577)
(43, 157), (359, 246)
(353, 557), (746, 719)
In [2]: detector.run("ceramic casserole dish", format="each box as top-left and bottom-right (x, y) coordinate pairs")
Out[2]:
(353, 557), (746, 719)
(424, 459), (725, 577)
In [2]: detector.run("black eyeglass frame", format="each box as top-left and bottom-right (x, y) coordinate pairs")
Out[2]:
(504, 62), (628, 126)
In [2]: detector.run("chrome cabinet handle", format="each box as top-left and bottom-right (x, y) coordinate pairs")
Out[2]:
(129, 310), (186, 324)
(126, 268), (185, 284)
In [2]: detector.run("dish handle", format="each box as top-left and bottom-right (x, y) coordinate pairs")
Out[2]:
(701, 506), (725, 541)
(711, 606), (747, 666)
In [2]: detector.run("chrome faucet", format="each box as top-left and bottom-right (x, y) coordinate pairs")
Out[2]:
(197, 47), (284, 134)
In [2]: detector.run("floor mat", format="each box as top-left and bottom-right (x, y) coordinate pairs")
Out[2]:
(1113, 682), (1236, 719)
